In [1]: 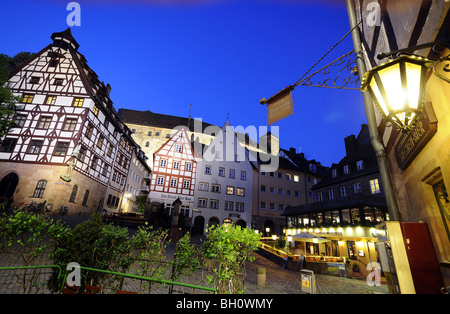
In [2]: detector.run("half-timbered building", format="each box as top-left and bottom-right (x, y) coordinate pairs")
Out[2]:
(0, 28), (150, 215)
(148, 126), (197, 228)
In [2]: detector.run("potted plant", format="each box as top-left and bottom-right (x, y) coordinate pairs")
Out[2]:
(352, 262), (360, 272)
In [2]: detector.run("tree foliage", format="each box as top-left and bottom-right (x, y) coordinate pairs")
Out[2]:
(0, 52), (34, 140)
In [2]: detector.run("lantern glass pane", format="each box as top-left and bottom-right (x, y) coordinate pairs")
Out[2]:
(378, 63), (405, 111)
(370, 79), (389, 117)
(405, 62), (423, 110)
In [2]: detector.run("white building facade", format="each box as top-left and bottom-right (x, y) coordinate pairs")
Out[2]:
(192, 121), (254, 235)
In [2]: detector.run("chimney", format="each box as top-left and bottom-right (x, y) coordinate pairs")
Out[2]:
(289, 147), (296, 155)
(344, 135), (357, 157)
(106, 83), (111, 97)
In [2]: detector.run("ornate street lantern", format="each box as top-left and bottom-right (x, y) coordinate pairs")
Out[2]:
(361, 55), (433, 133)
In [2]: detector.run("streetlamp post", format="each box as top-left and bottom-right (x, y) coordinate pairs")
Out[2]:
(345, 0), (401, 221)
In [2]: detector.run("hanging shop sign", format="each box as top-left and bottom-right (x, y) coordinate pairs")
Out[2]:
(394, 102), (437, 170)
(262, 85), (295, 126)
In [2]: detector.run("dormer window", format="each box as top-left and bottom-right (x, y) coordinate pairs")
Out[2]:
(309, 163), (317, 172)
(357, 160), (364, 171)
(332, 169), (337, 178)
(343, 165), (350, 175)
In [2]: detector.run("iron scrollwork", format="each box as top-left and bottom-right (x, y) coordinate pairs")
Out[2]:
(295, 50), (360, 90)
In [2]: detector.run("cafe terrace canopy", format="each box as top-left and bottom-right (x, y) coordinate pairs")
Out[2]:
(291, 232), (330, 243)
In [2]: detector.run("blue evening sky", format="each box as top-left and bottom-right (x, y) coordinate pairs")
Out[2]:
(0, 0), (368, 167)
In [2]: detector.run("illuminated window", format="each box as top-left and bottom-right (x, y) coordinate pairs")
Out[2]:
(370, 179), (380, 194)
(226, 186), (234, 195)
(72, 98), (84, 107)
(22, 94), (34, 104)
(93, 104), (99, 116)
(237, 188), (245, 196)
(45, 96), (57, 105)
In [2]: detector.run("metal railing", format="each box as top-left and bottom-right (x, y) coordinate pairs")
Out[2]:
(0, 264), (216, 294)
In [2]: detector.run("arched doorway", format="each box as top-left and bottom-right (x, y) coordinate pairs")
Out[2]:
(208, 216), (220, 229)
(0, 172), (19, 206)
(235, 219), (247, 229)
(192, 215), (205, 236)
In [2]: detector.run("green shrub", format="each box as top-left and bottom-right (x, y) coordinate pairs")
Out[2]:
(48, 214), (132, 292)
(202, 224), (260, 294)
(0, 209), (69, 293)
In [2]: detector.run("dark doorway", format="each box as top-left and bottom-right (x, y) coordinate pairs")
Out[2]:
(0, 172), (19, 205)
(192, 215), (205, 236)
(235, 219), (247, 229)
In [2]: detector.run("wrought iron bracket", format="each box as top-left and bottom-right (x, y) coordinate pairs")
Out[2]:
(377, 40), (450, 84)
(294, 50), (360, 90)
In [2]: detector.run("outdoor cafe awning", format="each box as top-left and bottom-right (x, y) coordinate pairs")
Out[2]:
(291, 233), (330, 243)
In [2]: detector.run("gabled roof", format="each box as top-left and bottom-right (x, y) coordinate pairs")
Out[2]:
(278, 148), (329, 178)
(118, 108), (216, 133)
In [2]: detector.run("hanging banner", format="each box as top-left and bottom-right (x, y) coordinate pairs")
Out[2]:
(264, 85), (295, 125)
